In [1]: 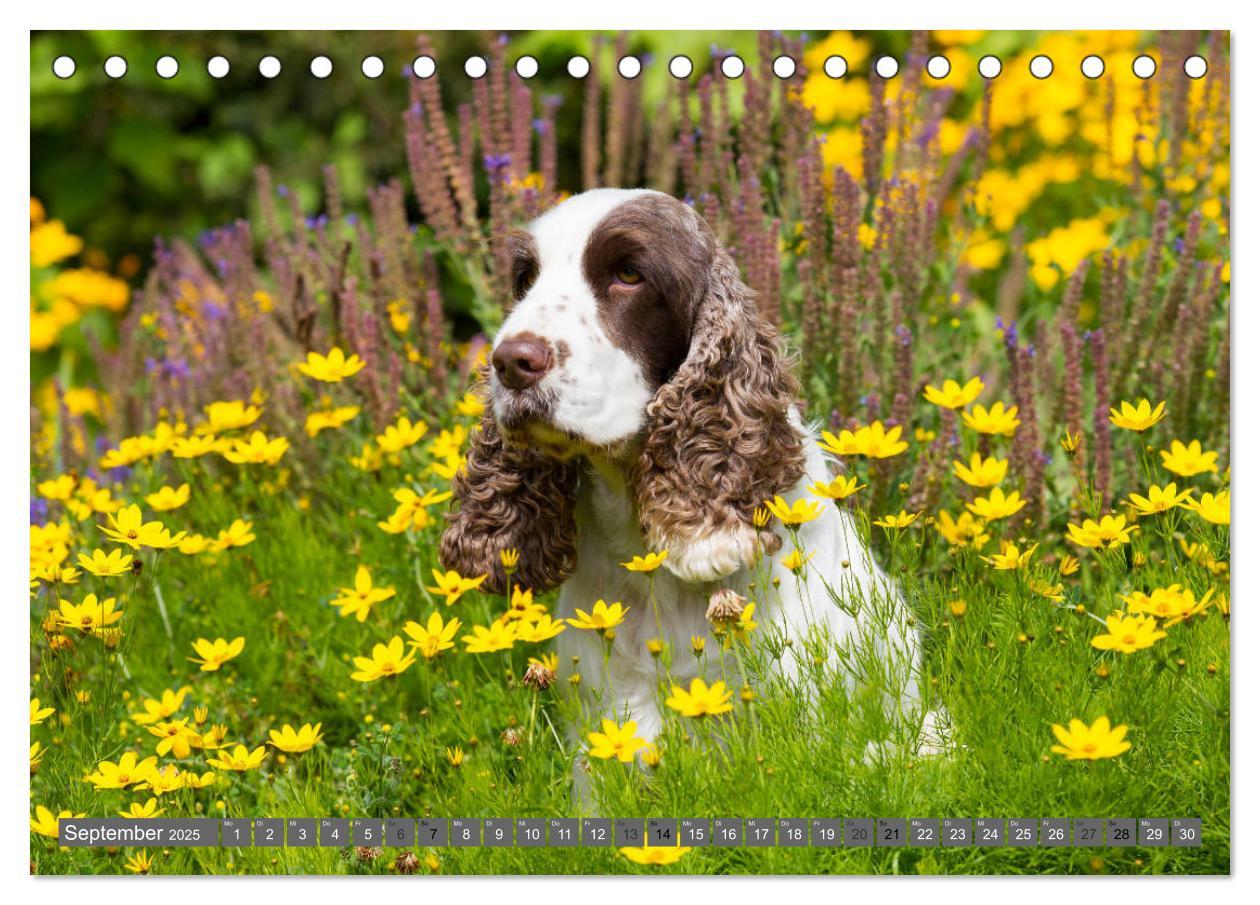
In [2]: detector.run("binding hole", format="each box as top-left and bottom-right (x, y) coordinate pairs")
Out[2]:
(1184, 55), (1208, 79)
(772, 55), (796, 79)
(1081, 55), (1105, 79)
(1030, 55), (1053, 79)
(310, 56), (333, 79)
(360, 56), (384, 79)
(259, 56), (282, 79)
(875, 55), (899, 79)
(1132, 54), (1156, 79)
(618, 55), (642, 79)
(823, 55), (847, 79)
(668, 55), (693, 79)
(464, 56), (488, 79)
(156, 55), (179, 79)
(926, 55), (950, 79)
(208, 56), (230, 79)
(411, 55), (436, 79)
(515, 56), (539, 79)
(567, 55), (591, 78)
(721, 55), (745, 79)
(104, 56), (127, 79)
(978, 55), (1002, 79)
(52, 55), (76, 79)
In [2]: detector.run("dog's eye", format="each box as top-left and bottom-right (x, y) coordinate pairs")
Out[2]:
(614, 265), (643, 286)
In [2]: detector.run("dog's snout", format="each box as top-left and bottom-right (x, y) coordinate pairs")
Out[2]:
(492, 335), (554, 390)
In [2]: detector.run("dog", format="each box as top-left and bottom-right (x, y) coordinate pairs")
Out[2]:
(440, 188), (939, 751)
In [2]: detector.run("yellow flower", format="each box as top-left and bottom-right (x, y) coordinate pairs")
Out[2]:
(1059, 555), (1080, 576)
(268, 723), (324, 753)
(1066, 514), (1138, 549)
(1128, 482), (1192, 517)
(37, 474), (76, 501)
(948, 598), (967, 617)
(515, 615), (567, 643)
(188, 636), (245, 671)
(445, 746), (464, 767)
(1060, 431), (1082, 455)
(210, 519), (255, 552)
(819, 421), (909, 458)
(178, 534), (210, 555)
(640, 743), (662, 767)
(1124, 584), (1214, 626)
(873, 510), (919, 529)
(936, 510), (990, 549)
(330, 566), (396, 622)
(99, 504), (186, 550)
(764, 495), (824, 526)
(118, 799), (165, 819)
(499, 548), (520, 569)
(1091, 611), (1167, 653)
(461, 622), (519, 653)
(350, 636), (417, 681)
(30, 698), (55, 725)
(500, 585), (546, 622)
(566, 599), (628, 631)
(730, 603), (759, 644)
(428, 425), (469, 460)
(171, 435), (221, 458)
(1050, 716), (1131, 761)
(84, 751), (158, 789)
(966, 487), (1027, 521)
(1183, 490), (1230, 526)
(376, 415), (428, 454)
(1159, 439), (1219, 477)
(952, 454), (1009, 488)
(31, 805), (85, 840)
(377, 487), (452, 534)
(77, 548), (134, 576)
(808, 474), (866, 500)
(983, 542), (1038, 570)
(304, 405), (360, 437)
(148, 718), (202, 758)
(206, 744), (268, 772)
(123, 852), (154, 874)
(620, 843), (692, 865)
(403, 612), (462, 659)
(961, 401), (1020, 437)
(57, 593), (122, 632)
(296, 346), (366, 382)
(130, 687), (192, 725)
(587, 719), (648, 763)
(1027, 578), (1065, 602)
(30, 218), (83, 266)
(222, 430), (290, 465)
(621, 550), (669, 572)
(781, 549), (816, 573)
(455, 391), (486, 418)
(198, 400), (261, 434)
(426, 568), (488, 605)
(1108, 398), (1166, 432)
(144, 483), (190, 512)
(664, 677), (734, 717)
(923, 376), (984, 409)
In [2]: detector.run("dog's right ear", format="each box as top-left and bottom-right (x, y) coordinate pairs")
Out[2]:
(439, 402), (579, 595)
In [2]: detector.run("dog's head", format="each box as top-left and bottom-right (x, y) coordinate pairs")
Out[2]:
(441, 189), (803, 592)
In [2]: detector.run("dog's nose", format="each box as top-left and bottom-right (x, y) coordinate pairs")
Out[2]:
(492, 335), (554, 390)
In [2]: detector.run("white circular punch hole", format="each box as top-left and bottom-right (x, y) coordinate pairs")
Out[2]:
(567, 55), (591, 78)
(1030, 55), (1053, 79)
(464, 55), (488, 79)
(411, 55), (435, 79)
(310, 56), (333, 79)
(515, 55), (539, 79)
(668, 55), (693, 79)
(721, 55), (745, 79)
(104, 55), (127, 79)
(977, 55), (1002, 79)
(823, 55), (848, 79)
(1184, 55), (1208, 79)
(156, 55), (179, 79)
(1132, 54), (1157, 79)
(259, 56), (282, 79)
(360, 56), (384, 79)
(207, 55), (231, 79)
(772, 54), (796, 79)
(618, 55), (642, 79)
(875, 55), (899, 79)
(52, 55), (76, 79)
(1081, 55), (1105, 79)
(926, 54), (951, 79)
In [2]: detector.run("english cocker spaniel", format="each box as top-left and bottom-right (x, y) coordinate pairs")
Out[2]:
(441, 188), (938, 749)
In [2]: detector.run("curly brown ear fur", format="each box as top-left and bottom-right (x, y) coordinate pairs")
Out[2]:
(439, 405), (579, 595)
(632, 247), (805, 584)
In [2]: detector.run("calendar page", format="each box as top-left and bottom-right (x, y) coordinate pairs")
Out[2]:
(27, 27), (1230, 878)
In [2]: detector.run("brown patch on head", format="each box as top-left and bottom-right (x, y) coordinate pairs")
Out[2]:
(554, 339), (572, 368)
(581, 194), (714, 389)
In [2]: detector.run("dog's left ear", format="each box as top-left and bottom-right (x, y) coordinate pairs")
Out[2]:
(632, 245), (805, 584)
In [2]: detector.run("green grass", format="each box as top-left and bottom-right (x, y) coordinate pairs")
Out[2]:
(29, 399), (1231, 876)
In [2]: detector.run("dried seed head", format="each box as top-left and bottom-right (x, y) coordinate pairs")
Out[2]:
(394, 851), (421, 874)
(706, 588), (747, 624)
(522, 662), (556, 691)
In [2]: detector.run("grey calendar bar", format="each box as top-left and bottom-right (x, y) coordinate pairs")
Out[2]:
(53, 817), (1204, 848)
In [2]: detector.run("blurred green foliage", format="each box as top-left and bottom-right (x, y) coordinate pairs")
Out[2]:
(31, 30), (771, 267)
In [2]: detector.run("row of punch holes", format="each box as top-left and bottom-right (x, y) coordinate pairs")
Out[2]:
(51, 51), (1210, 82)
